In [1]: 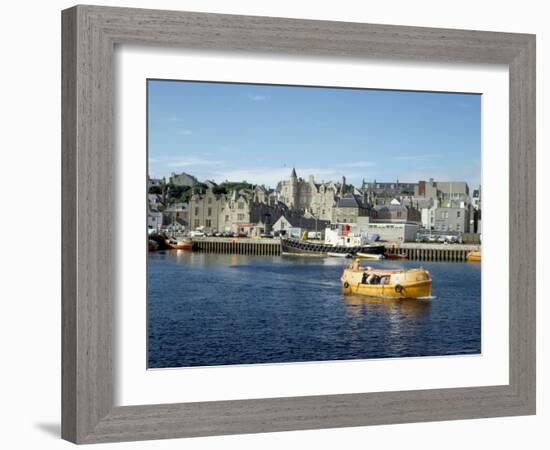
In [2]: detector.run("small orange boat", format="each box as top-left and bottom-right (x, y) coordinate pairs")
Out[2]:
(341, 262), (432, 298)
(466, 251), (481, 262)
(384, 251), (407, 260)
(165, 238), (193, 250)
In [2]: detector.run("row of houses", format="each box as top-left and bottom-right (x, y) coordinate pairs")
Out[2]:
(148, 170), (481, 242)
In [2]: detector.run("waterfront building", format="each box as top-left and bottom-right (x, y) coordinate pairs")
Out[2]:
(433, 201), (470, 234)
(371, 203), (422, 224)
(219, 191), (253, 234)
(272, 213), (330, 238)
(353, 216), (419, 243)
(169, 171), (198, 187)
(188, 188), (225, 231)
(332, 193), (370, 224)
(147, 204), (163, 231)
(163, 202), (189, 228)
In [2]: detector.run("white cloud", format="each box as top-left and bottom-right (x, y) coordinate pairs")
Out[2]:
(177, 129), (193, 135)
(165, 157), (225, 167)
(248, 95), (270, 102)
(392, 154), (442, 161)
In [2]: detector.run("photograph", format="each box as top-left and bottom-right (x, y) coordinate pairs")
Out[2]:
(146, 79), (482, 369)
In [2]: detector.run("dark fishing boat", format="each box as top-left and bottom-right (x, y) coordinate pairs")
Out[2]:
(280, 237), (385, 256)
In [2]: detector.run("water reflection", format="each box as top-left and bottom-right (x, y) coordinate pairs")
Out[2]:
(343, 295), (432, 316)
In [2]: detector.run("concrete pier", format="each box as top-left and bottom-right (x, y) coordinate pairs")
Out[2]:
(189, 237), (480, 262)
(192, 237), (281, 256)
(384, 243), (480, 262)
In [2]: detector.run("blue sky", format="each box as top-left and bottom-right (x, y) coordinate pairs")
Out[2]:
(148, 80), (481, 190)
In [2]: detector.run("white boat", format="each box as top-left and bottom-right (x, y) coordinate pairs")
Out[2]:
(356, 252), (385, 260)
(327, 252), (353, 258)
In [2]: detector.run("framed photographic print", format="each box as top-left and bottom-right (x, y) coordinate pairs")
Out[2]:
(62, 5), (536, 444)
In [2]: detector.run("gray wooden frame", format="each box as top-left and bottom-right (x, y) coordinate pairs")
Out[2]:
(62, 4), (536, 444)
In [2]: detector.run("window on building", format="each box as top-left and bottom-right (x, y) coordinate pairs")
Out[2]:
(207, 207), (212, 216)
(225, 215), (229, 222)
(397, 211), (402, 218)
(457, 224), (461, 231)
(208, 197), (212, 204)
(457, 211), (461, 218)
(237, 214), (244, 221)
(238, 202), (244, 209)
(194, 219), (200, 228)
(194, 207), (199, 216)
(205, 219), (212, 227)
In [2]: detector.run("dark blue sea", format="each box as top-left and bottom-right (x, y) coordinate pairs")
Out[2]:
(147, 252), (481, 368)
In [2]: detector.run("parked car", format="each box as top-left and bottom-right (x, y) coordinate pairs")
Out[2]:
(189, 230), (206, 237)
(260, 232), (273, 239)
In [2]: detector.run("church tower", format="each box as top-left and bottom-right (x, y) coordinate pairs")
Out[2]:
(289, 167), (298, 209)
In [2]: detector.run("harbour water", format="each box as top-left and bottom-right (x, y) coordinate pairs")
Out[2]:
(148, 251), (481, 368)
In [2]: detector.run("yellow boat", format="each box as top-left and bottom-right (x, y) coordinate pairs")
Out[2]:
(466, 251), (481, 262)
(340, 261), (432, 299)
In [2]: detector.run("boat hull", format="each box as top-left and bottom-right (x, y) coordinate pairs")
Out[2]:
(356, 252), (384, 260)
(342, 280), (432, 298)
(341, 267), (432, 299)
(165, 239), (194, 250)
(466, 251), (481, 262)
(281, 238), (385, 256)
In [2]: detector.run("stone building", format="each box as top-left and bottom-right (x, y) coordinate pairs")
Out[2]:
(188, 188), (225, 230)
(272, 213), (329, 237)
(163, 202), (189, 228)
(188, 187), (288, 235)
(276, 168), (343, 221)
(433, 202), (470, 234)
(147, 204), (163, 231)
(332, 193), (370, 224)
(416, 179), (470, 205)
(148, 176), (165, 189)
(362, 180), (417, 205)
(371, 203), (422, 224)
(169, 171), (198, 187)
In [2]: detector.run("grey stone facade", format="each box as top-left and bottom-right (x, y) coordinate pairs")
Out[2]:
(371, 204), (421, 224)
(277, 168), (343, 221)
(433, 204), (470, 233)
(332, 194), (369, 224)
(362, 180), (417, 205)
(169, 171), (198, 187)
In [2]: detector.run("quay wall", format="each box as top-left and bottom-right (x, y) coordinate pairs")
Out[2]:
(190, 237), (480, 262)
(384, 243), (480, 262)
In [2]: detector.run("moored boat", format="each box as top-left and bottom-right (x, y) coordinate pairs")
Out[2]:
(356, 252), (384, 260)
(384, 251), (407, 260)
(327, 252), (353, 258)
(165, 237), (194, 250)
(280, 238), (385, 257)
(466, 251), (481, 262)
(340, 261), (432, 299)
